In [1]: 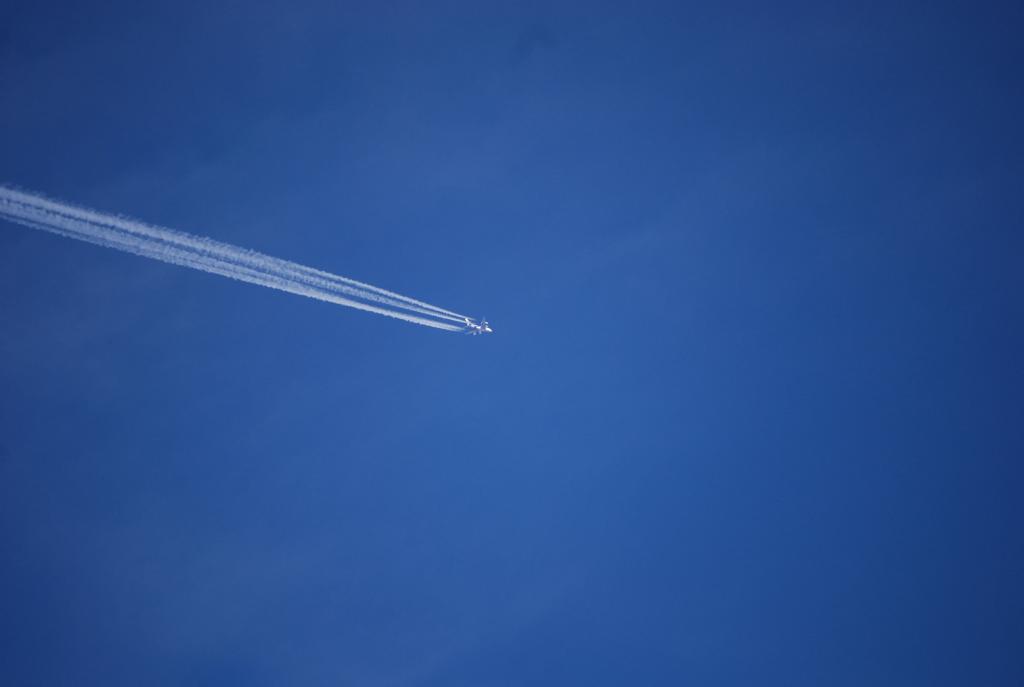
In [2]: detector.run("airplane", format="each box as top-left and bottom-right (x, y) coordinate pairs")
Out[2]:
(464, 317), (493, 335)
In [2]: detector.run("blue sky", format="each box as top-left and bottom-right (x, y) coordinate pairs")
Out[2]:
(1, 2), (1022, 684)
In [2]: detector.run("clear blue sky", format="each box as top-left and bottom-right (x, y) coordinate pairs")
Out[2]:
(1, 2), (1022, 684)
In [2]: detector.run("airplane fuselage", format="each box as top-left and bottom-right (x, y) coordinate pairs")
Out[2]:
(465, 318), (493, 335)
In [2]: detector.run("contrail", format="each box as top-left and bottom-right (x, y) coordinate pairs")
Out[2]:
(0, 186), (470, 332)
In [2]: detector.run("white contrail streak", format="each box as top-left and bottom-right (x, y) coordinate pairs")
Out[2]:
(2, 187), (467, 322)
(0, 186), (469, 332)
